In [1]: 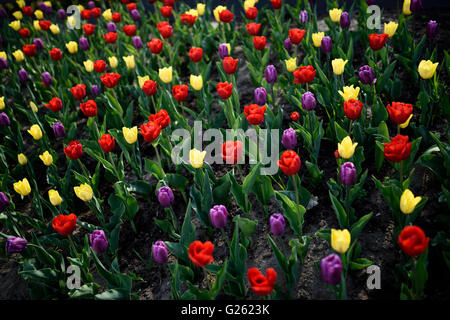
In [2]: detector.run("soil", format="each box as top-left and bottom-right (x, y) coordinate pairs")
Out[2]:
(1, 7), (449, 300)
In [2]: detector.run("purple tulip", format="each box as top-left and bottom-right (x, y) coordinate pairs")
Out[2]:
(284, 38), (292, 51)
(91, 84), (100, 97)
(18, 69), (29, 84)
(89, 230), (108, 254)
(254, 87), (267, 106)
(39, 3), (52, 15)
(41, 72), (52, 87)
(0, 58), (8, 70)
(299, 10), (308, 24)
(0, 8), (7, 19)
(152, 241), (168, 263)
(339, 162), (356, 186)
(301, 91), (316, 111)
(57, 9), (66, 20)
(6, 237), (27, 253)
(33, 38), (44, 51)
(340, 12), (350, 29)
(426, 20), (438, 38)
(281, 128), (297, 150)
(88, 1), (96, 9)
(410, 0), (422, 13)
(79, 37), (90, 51)
(0, 192), (10, 212)
(366, 0), (376, 5)
(265, 65), (277, 83)
(209, 205), (228, 229)
(130, 9), (141, 21)
(270, 213), (285, 236)
(132, 36), (143, 49)
(358, 65), (376, 85)
(0, 112), (10, 126)
(107, 22), (117, 33)
(157, 186), (174, 208)
(52, 121), (66, 138)
(321, 253), (343, 286)
(218, 44), (229, 59)
(321, 36), (332, 53)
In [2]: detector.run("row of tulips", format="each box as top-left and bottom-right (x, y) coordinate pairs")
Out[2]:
(0, 0), (448, 300)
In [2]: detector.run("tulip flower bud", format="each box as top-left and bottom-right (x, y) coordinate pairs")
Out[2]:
(301, 91), (316, 111)
(218, 43), (229, 59)
(152, 241), (168, 263)
(0, 192), (10, 212)
(27, 124), (42, 140)
(426, 20), (438, 38)
(48, 189), (62, 206)
(18, 153), (27, 165)
(338, 85), (360, 101)
(209, 205), (228, 229)
(299, 10), (308, 24)
(320, 253), (343, 286)
(159, 67), (172, 83)
(41, 72), (52, 86)
(66, 41), (78, 54)
(18, 68), (30, 83)
(254, 87), (267, 106)
(284, 38), (292, 51)
(13, 178), (31, 196)
(107, 22), (117, 33)
(52, 121), (65, 138)
(33, 38), (44, 51)
(132, 36), (143, 49)
(285, 57), (297, 72)
(157, 186), (174, 208)
(331, 229), (351, 254)
(189, 148), (206, 168)
(264, 65), (277, 83)
(329, 8), (342, 23)
(332, 58), (348, 75)
(74, 183), (93, 202)
(0, 58), (8, 70)
(340, 12), (350, 29)
(281, 128), (297, 150)
(338, 136), (357, 159)
(321, 36), (332, 53)
(6, 237), (27, 253)
(339, 162), (356, 186)
(39, 151), (53, 166)
(270, 213), (286, 236)
(190, 75), (203, 91)
(400, 189), (422, 214)
(89, 230), (109, 255)
(358, 65), (375, 85)
(418, 60), (438, 80)
(57, 8), (66, 20)
(79, 37), (90, 51)
(410, 0), (422, 13)
(0, 112), (10, 127)
(130, 9), (140, 21)
(88, 1), (95, 9)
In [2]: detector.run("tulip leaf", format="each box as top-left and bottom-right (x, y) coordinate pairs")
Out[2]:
(329, 191), (348, 229)
(350, 213), (373, 241)
(274, 191), (306, 237)
(349, 258), (373, 270)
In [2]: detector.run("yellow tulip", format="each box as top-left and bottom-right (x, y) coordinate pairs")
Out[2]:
(16, 0), (26, 8)
(338, 136), (358, 159)
(123, 126), (138, 144)
(0, 96), (5, 110)
(67, 16), (76, 29)
(285, 57), (297, 72)
(159, 67), (173, 83)
(190, 75), (203, 91)
(189, 149), (206, 169)
(9, 20), (21, 31)
(78, 5), (85, 11)
(39, 151), (53, 166)
(186, 9), (198, 17)
(33, 20), (41, 31)
(13, 178), (31, 196)
(400, 189), (422, 214)
(84, 60), (94, 72)
(338, 85), (360, 101)
(48, 189), (62, 206)
(102, 8), (112, 21)
(403, 0), (412, 15)
(44, 1), (52, 8)
(329, 8), (342, 23)
(74, 184), (93, 202)
(244, 0), (257, 11)
(384, 21), (398, 37)
(0, 51), (6, 60)
(29, 101), (38, 113)
(311, 32), (325, 47)
(13, 11), (23, 20)
(399, 114), (413, 129)
(418, 60), (438, 80)
(13, 50), (25, 62)
(34, 10), (44, 20)
(138, 76), (150, 88)
(332, 58), (348, 76)
(197, 3), (206, 16)
(213, 6), (227, 22)
(331, 229), (351, 254)
(18, 153), (27, 165)
(66, 41), (78, 54)
(123, 55), (135, 70)
(27, 124), (43, 140)
(50, 24), (60, 35)
(108, 56), (118, 69)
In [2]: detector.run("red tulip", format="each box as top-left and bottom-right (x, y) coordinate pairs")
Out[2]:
(49, 48), (62, 61)
(81, 9), (91, 20)
(270, 0), (282, 9)
(100, 73), (121, 88)
(387, 102), (413, 125)
(343, 99), (363, 120)
(244, 104), (266, 125)
(38, 20), (51, 31)
(245, 7), (258, 20)
(22, 44), (36, 57)
(157, 21), (173, 38)
(181, 14), (197, 25)
(189, 47), (203, 62)
(64, 140), (83, 160)
(293, 65), (316, 84)
(290, 111), (300, 121)
(383, 134), (411, 162)
(126, 3), (137, 11)
(223, 57), (238, 74)
(217, 82), (233, 99)
(122, 24), (136, 36)
(45, 97), (63, 112)
(246, 23), (261, 36)
(22, 6), (33, 17)
(219, 9), (233, 23)
(222, 141), (243, 164)
(71, 84), (87, 100)
(278, 150), (301, 175)
(52, 214), (77, 236)
(160, 6), (172, 17)
(247, 268), (277, 296)
(91, 8), (101, 19)
(103, 32), (118, 43)
(19, 28), (30, 38)
(398, 226), (430, 258)
(80, 100), (97, 117)
(112, 12), (121, 23)
(172, 84), (189, 102)
(147, 39), (164, 54)
(94, 60), (107, 73)
(369, 33), (389, 51)
(98, 133), (115, 152)
(253, 36), (267, 50)
(140, 121), (161, 143)
(83, 23), (96, 36)
(289, 28), (306, 45)
(149, 109), (171, 129)
(143, 80), (157, 96)
(188, 241), (214, 267)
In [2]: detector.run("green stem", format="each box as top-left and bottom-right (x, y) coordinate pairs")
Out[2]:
(292, 174), (303, 238)
(68, 234), (80, 259)
(221, 228), (231, 248)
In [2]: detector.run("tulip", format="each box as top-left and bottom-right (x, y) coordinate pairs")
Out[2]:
(39, 151), (53, 166)
(321, 254), (343, 286)
(331, 229), (351, 254)
(13, 11), (23, 20)
(102, 8), (112, 21)
(34, 10), (43, 19)
(270, 213), (286, 236)
(213, 6), (227, 22)
(18, 153), (27, 165)
(159, 67), (172, 83)
(100, 73), (121, 88)
(18, 68), (29, 83)
(6, 237), (27, 253)
(84, 60), (94, 72)
(13, 178), (31, 196)
(49, 24), (60, 34)
(188, 241), (214, 267)
(223, 57), (238, 74)
(140, 121), (161, 143)
(332, 58), (348, 75)
(190, 75), (203, 91)
(339, 162), (356, 186)
(254, 87), (267, 106)
(138, 76), (150, 89)
(384, 21), (398, 37)
(13, 50), (25, 62)
(123, 126), (138, 144)
(189, 148), (206, 168)
(52, 122), (65, 138)
(132, 36), (143, 49)
(418, 60), (438, 79)
(369, 33), (389, 51)
(9, 20), (21, 31)
(387, 102), (413, 125)
(217, 82), (233, 99)
(48, 189), (62, 206)
(33, 38), (44, 51)
(301, 91), (316, 111)
(74, 184), (93, 202)
(358, 65), (375, 85)
(321, 36), (332, 53)
(153, 241), (168, 263)
(157, 186), (174, 208)
(285, 57), (297, 72)
(108, 56), (118, 69)
(281, 128), (297, 150)
(27, 124), (42, 140)
(33, 20), (41, 31)
(284, 38), (292, 51)
(0, 112), (10, 126)
(278, 150), (301, 176)
(197, 4), (206, 16)
(89, 230), (108, 254)
(398, 226), (429, 257)
(222, 141), (243, 164)
(426, 20), (438, 38)
(265, 65), (277, 83)
(247, 268), (277, 297)
(130, 9), (140, 21)
(244, 104), (266, 125)
(52, 213), (77, 236)
(410, 0), (422, 13)
(218, 43), (230, 59)
(384, 134), (412, 163)
(290, 112), (300, 121)
(0, 192), (10, 212)
(66, 41), (78, 54)
(338, 85), (360, 101)
(209, 205), (228, 229)
(340, 12), (350, 29)
(107, 22), (117, 33)
(299, 10), (308, 24)
(123, 55), (135, 70)
(344, 99), (363, 120)
(289, 29), (306, 45)
(338, 136), (357, 159)
(57, 9), (66, 19)
(79, 37), (90, 51)
(329, 8), (342, 23)
(0, 96), (4, 110)
(0, 58), (7, 70)
(0, 8), (7, 19)
(400, 189), (422, 214)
